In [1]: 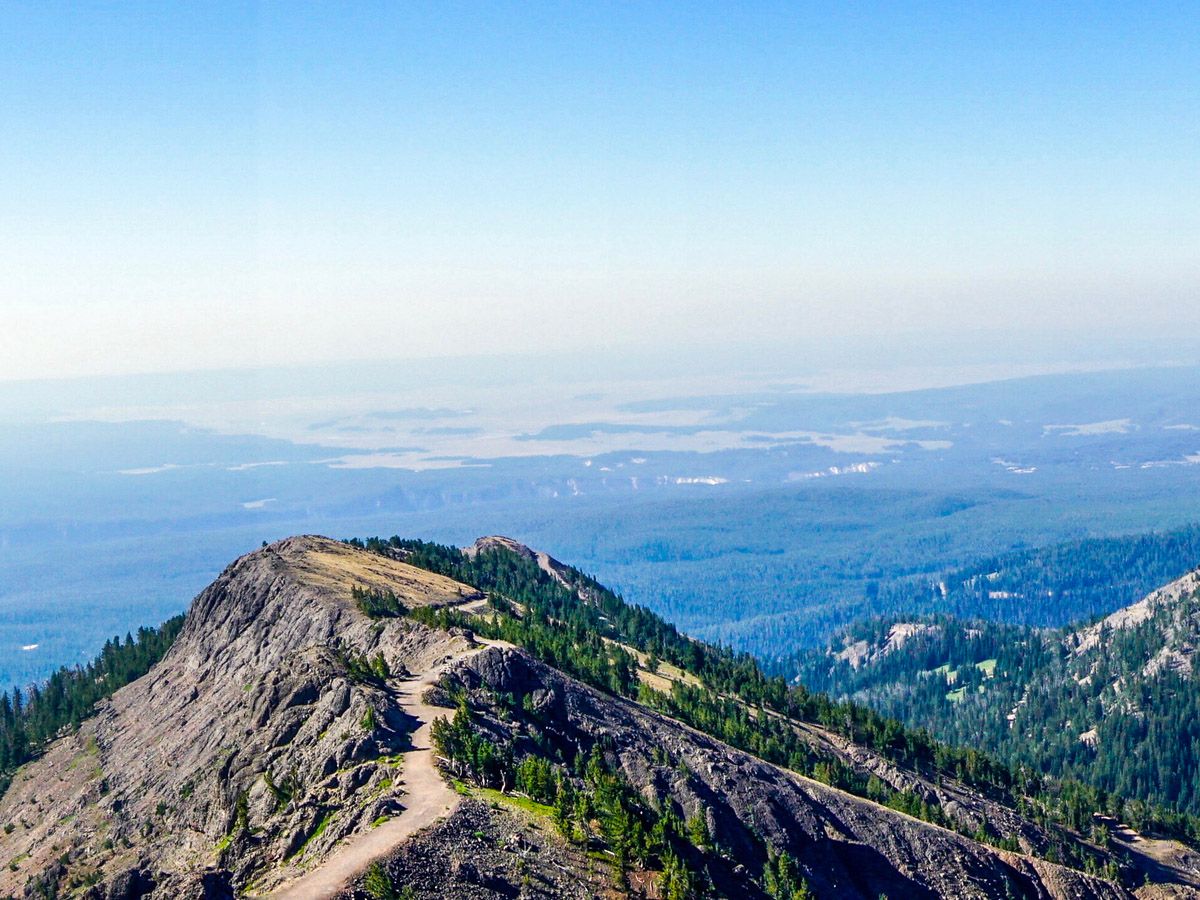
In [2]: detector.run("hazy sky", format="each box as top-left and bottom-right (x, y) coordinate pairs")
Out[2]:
(2, 2), (1197, 381)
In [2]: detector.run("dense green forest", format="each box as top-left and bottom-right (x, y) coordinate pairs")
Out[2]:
(593, 496), (1200, 659)
(894, 524), (1200, 626)
(0, 616), (184, 795)
(351, 534), (1200, 882)
(748, 523), (1200, 673)
(795, 575), (1200, 821)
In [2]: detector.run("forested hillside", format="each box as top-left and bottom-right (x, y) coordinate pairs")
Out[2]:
(897, 525), (1200, 626)
(0, 616), (183, 794)
(796, 564), (1200, 821)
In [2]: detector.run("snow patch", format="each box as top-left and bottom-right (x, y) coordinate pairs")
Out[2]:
(991, 458), (1037, 474)
(226, 460), (288, 472)
(119, 463), (182, 476)
(1138, 453), (1200, 469)
(788, 461), (881, 481)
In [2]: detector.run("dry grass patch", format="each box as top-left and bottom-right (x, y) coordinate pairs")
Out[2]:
(285, 539), (481, 609)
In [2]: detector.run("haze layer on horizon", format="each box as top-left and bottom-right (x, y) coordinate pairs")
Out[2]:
(3, 2), (1197, 381)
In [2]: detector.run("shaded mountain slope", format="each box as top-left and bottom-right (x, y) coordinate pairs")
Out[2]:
(392, 644), (1128, 899)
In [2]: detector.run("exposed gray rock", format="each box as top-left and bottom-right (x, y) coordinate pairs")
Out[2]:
(0, 536), (477, 898)
(341, 800), (603, 900)
(439, 646), (1133, 900)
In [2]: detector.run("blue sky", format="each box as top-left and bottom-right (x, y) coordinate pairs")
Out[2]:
(2, 2), (1197, 379)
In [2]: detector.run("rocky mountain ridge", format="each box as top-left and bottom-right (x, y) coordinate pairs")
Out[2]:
(0, 537), (482, 897)
(425, 644), (1129, 899)
(0, 536), (1195, 898)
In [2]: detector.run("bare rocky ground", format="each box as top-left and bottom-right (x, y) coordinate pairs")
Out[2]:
(268, 637), (505, 899)
(426, 645), (1135, 900)
(0, 537), (481, 898)
(338, 799), (609, 900)
(1, 535), (1198, 898)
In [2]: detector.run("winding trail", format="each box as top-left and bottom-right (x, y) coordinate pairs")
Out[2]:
(270, 641), (497, 899)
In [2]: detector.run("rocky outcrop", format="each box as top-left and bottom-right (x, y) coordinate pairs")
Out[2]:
(338, 800), (604, 900)
(464, 535), (575, 589)
(1070, 568), (1200, 659)
(0, 536), (479, 899)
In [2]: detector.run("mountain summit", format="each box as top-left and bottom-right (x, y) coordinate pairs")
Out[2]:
(0, 536), (1194, 898)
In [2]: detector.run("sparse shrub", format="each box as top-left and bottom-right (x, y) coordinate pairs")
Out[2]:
(685, 808), (710, 849)
(353, 586), (408, 619)
(234, 790), (250, 834)
(363, 860), (397, 899)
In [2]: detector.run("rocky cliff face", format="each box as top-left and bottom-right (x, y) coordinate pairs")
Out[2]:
(0, 536), (1190, 899)
(0, 536), (480, 898)
(1068, 567), (1200, 673)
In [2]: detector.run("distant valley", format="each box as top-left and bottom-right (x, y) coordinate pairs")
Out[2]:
(3, 363), (1200, 690)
